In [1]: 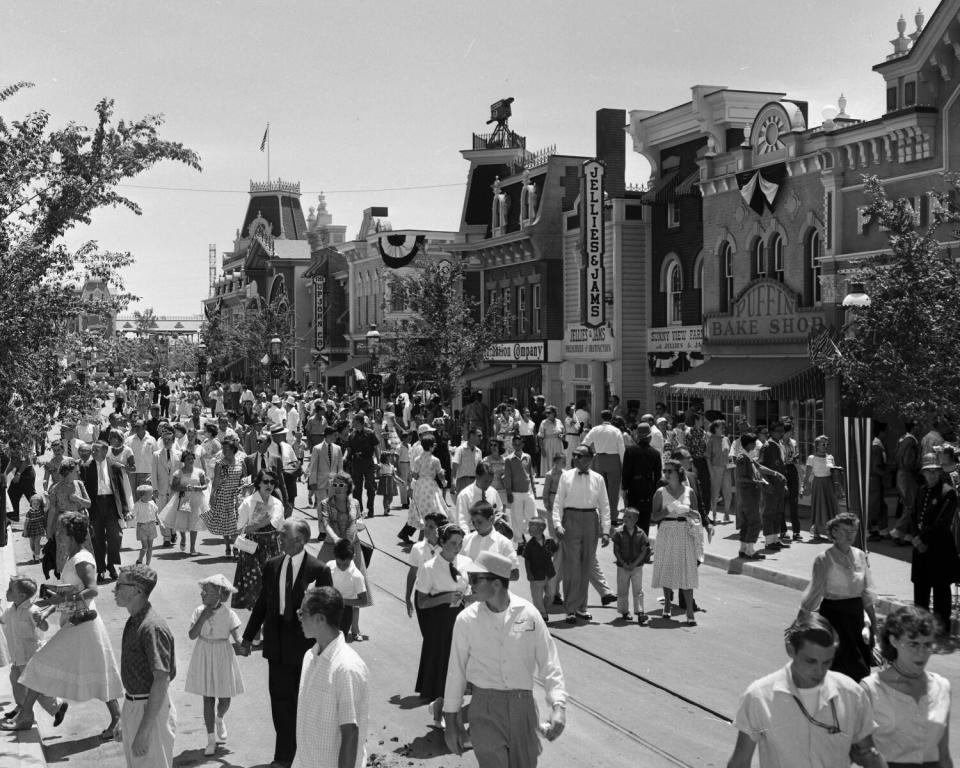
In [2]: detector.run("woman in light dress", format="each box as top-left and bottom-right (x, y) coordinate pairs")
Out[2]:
(411, 434), (448, 522)
(317, 471), (372, 607)
(801, 434), (839, 540)
(651, 459), (702, 626)
(4, 513), (122, 738)
(538, 405), (565, 475)
(161, 450), (209, 555)
(563, 404), (581, 465)
(201, 422), (223, 476)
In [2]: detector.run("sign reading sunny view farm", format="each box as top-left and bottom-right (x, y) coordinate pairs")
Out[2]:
(705, 279), (826, 343)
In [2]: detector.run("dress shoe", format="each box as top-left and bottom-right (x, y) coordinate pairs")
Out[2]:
(637, 613), (649, 626)
(766, 542), (783, 551)
(53, 702), (68, 727)
(600, 594), (617, 606)
(792, 534), (803, 542)
(107, 567), (118, 580)
(868, 532), (882, 542)
(552, 595), (564, 606)
(565, 614), (577, 624)
(575, 611), (592, 621)
(749, 552), (766, 560)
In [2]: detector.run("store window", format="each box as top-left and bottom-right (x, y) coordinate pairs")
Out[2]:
(501, 287), (512, 333)
(667, 201), (680, 228)
(771, 233), (784, 283)
(517, 285), (528, 334)
(804, 229), (823, 307)
(667, 262), (683, 325)
(795, 397), (824, 460)
(719, 241), (734, 313)
(573, 364), (589, 380)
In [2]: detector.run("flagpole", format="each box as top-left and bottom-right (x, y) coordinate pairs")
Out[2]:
(267, 126), (271, 182)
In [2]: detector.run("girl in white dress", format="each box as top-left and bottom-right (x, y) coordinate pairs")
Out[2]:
(160, 451), (208, 555)
(185, 574), (244, 756)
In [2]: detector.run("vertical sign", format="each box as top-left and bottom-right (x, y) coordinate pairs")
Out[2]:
(313, 277), (326, 350)
(580, 160), (605, 327)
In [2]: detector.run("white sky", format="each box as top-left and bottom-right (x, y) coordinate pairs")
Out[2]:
(3, 0), (923, 315)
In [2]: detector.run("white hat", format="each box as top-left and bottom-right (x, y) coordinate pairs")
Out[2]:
(465, 551), (512, 580)
(417, 423), (436, 435)
(271, 395), (281, 404)
(198, 573), (237, 593)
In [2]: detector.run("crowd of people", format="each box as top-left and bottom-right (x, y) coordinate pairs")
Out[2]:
(0, 371), (955, 767)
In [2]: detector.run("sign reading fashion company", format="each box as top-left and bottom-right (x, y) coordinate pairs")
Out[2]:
(563, 323), (614, 361)
(484, 342), (546, 363)
(706, 280), (826, 343)
(580, 160), (605, 328)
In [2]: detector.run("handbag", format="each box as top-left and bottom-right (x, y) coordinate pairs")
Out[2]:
(234, 535), (258, 555)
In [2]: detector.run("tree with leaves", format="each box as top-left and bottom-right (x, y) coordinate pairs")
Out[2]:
(0, 82), (200, 444)
(820, 174), (960, 422)
(203, 298), (294, 386)
(382, 261), (510, 404)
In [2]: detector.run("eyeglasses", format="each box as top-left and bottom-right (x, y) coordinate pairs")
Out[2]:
(330, 482), (348, 488)
(468, 573), (498, 583)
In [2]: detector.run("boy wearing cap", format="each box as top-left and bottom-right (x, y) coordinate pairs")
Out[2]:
(612, 507), (650, 625)
(444, 551), (566, 766)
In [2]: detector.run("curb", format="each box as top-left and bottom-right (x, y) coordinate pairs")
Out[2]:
(0, 539), (48, 768)
(700, 549), (909, 617)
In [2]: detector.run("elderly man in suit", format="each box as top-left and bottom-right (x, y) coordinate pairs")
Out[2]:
(239, 519), (332, 768)
(82, 440), (131, 582)
(307, 426), (343, 505)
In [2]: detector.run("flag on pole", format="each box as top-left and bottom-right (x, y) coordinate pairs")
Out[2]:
(259, 123), (269, 152)
(353, 368), (367, 382)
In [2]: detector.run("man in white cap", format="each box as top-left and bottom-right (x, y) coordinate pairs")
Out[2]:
(267, 396), (284, 428)
(443, 551), (566, 767)
(283, 397), (300, 443)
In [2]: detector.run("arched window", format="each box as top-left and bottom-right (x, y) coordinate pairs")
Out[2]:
(719, 241), (734, 313)
(804, 229), (823, 306)
(667, 262), (683, 325)
(770, 233), (784, 282)
(696, 259), (705, 319)
(752, 238), (766, 279)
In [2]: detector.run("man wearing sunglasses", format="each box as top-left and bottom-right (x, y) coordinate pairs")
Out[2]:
(727, 614), (885, 768)
(443, 551), (566, 767)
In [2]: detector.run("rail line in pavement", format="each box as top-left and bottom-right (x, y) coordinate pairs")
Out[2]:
(296, 504), (730, 767)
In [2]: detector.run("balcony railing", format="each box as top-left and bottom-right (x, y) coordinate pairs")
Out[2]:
(472, 130), (526, 151)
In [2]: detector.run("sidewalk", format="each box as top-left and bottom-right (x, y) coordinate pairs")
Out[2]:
(0, 537), (47, 767)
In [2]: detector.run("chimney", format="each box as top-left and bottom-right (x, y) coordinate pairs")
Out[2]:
(596, 108), (626, 198)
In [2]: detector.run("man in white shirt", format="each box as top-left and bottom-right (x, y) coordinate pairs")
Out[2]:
(727, 614), (884, 768)
(461, 500), (519, 580)
(267, 395), (285, 428)
(151, 429), (181, 547)
(454, 462), (501, 530)
(580, 409), (625, 527)
(443, 551), (566, 766)
(451, 428), (484, 496)
(552, 444), (611, 624)
(125, 418), (158, 490)
(284, 398), (301, 444)
(293, 586), (369, 768)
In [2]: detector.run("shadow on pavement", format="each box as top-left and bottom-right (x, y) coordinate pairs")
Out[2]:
(389, 729), (448, 760)
(388, 693), (425, 710)
(43, 733), (107, 761)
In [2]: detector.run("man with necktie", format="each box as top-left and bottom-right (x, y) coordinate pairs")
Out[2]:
(307, 426), (343, 506)
(238, 519), (331, 768)
(151, 428), (181, 547)
(82, 440), (131, 582)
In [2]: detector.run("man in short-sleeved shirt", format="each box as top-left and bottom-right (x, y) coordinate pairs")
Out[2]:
(293, 587), (369, 768)
(462, 500), (519, 580)
(727, 614), (883, 768)
(115, 564), (177, 767)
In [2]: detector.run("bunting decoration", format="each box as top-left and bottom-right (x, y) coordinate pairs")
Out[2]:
(377, 233), (426, 269)
(736, 163), (786, 215)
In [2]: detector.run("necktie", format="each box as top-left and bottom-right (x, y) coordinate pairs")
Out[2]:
(166, 448), (170, 461)
(328, 443), (332, 468)
(284, 557), (294, 621)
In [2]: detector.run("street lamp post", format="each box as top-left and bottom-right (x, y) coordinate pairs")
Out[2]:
(196, 342), (207, 387)
(268, 336), (284, 398)
(366, 324), (382, 406)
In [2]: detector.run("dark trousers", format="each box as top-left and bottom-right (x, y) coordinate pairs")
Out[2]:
(693, 457), (711, 514)
(868, 473), (887, 532)
(283, 473), (297, 517)
(268, 661), (302, 763)
(90, 496), (122, 573)
(593, 454), (622, 526)
(914, 579), (953, 632)
(762, 480), (785, 538)
(783, 465), (801, 536)
(7, 475), (35, 522)
(626, 496), (653, 535)
(351, 462), (377, 516)
(738, 488), (762, 543)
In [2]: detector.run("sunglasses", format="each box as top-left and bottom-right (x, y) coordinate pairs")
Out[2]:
(330, 482), (348, 488)
(261, 480), (276, 486)
(468, 573), (499, 583)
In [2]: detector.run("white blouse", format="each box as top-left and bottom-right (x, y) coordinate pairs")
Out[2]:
(800, 547), (876, 612)
(414, 553), (471, 595)
(861, 671), (950, 763)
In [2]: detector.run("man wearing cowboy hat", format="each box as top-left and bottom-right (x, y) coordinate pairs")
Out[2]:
(443, 551), (566, 767)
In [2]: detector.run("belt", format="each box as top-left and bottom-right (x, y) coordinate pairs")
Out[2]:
(658, 517), (684, 523)
(125, 692), (149, 701)
(564, 507), (596, 512)
(471, 687), (533, 700)
(596, 453), (619, 457)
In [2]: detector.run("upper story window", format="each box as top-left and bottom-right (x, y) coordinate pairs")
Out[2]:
(697, 260), (706, 320)
(517, 285), (528, 334)
(532, 284), (541, 334)
(719, 241), (734, 313)
(667, 261), (683, 325)
(667, 201), (680, 229)
(753, 238), (766, 279)
(804, 229), (823, 307)
(771, 233), (784, 283)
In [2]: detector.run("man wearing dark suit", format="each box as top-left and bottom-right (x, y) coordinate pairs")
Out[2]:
(82, 440), (131, 581)
(759, 422), (789, 552)
(243, 432), (289, 510)
(620, 423), (662, 534)
(239, 519), (331, 768)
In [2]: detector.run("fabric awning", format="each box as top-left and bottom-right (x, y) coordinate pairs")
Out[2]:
(661, 356), (821, 400)
(467, 365), (539, 391)
(324, 356), (372, 378)
(461, 366), (496, 385)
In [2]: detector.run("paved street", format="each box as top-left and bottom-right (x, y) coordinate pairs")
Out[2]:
(4, 479), (959, 767)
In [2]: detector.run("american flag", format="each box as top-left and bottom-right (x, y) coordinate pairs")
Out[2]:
(259, 124), (269, 152)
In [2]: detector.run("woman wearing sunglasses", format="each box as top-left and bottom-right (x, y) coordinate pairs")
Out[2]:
(414, 523), (471, 727)
(231, 470), (284, 610)
(317, 472), (373, 607)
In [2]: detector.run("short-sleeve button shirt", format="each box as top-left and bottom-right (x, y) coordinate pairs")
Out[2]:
(121, 602), (176, 695)
(347, 429), (379, 464)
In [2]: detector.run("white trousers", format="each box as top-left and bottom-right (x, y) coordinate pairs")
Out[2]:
(121, 694), (177, 768)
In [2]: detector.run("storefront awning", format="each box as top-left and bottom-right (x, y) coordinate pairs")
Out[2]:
(467, 365), (539, 392)
(461, 366), (496, 385)
(324, 356), (372, 379)
(662, 356), (821, 400)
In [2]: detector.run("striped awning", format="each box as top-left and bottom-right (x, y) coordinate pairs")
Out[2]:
(663, 356), (821, 401)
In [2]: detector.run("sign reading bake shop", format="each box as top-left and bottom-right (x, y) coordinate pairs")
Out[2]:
(563, 323), (614, 361)
(580, 160), (605, 328)
(706, 279), (825, 343)
(485, 341), (546, 363)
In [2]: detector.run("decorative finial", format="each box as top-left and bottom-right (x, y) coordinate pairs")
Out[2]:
(897, 14), (907, 36)
(891, 15), (911, 57)
(837, 94), (848, 118)
(915, 7), (925, 32)
(706, 135), (717, 155)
